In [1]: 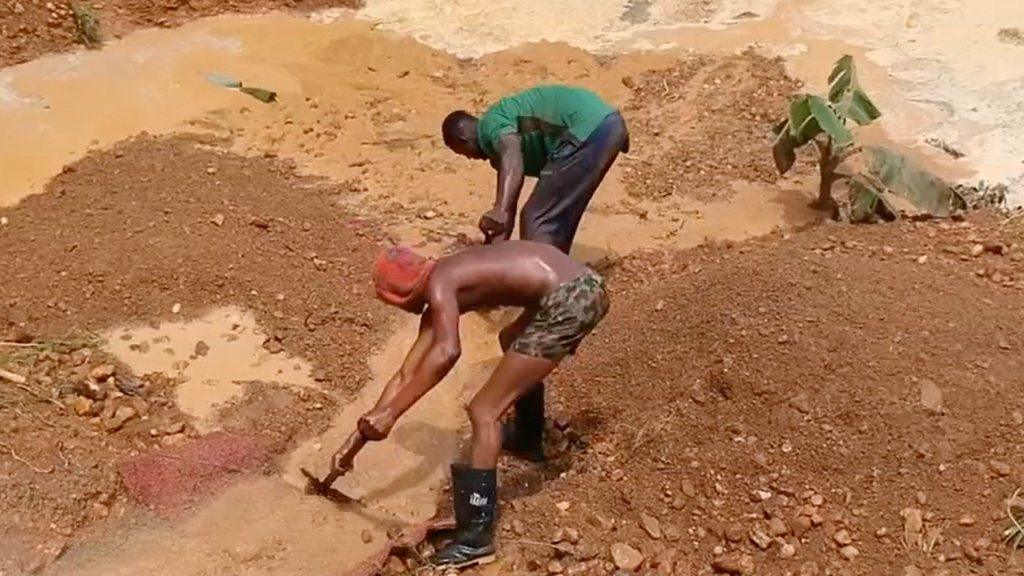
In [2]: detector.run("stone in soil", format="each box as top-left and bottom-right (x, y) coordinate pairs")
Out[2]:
(639, 513), (662, 539)
(768, 517), (788, 537)
(832, 529), (853, 546)
(609, 542), (644, 571)
(839, 545), (859, 560)
(711, 552), (754, 575)
(919, 378), (944, 414)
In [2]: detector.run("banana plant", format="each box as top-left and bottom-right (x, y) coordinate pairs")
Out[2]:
(772, 55), (882, 209)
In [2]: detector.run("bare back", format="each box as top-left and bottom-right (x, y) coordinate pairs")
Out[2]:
(428, 241), (589, 313)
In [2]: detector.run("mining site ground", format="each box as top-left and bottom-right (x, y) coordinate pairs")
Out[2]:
(1, 1), (1024, 576)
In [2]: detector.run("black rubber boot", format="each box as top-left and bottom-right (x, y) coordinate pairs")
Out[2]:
(432, 465), (498, 568)
(501, 383), (546, 463)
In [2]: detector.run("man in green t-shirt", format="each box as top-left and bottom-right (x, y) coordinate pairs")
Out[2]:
(441, 85), (629, 464)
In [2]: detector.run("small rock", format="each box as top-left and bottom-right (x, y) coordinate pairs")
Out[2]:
(72, 396), (94, 416)
(780, 542), (797, 558)
(833, 529), (853, 546)
(990, 460), (1012, 477)
(419, 209), (438, 220)
(958, 514), (976, 526)
(90, 364), (116, 381)
(194, 340), (210, 357)
(768, 517), (789, 537)
(609, 542), (644, 571)
(386, 556), (404, 573)
(711, 552), (754, 575)
(160, 432), (187, 447)
(798, 561), (820, 576)
(724, 523), (745, 543)
(902, 508), (923, 534)
(211, 213), (225, 227)
(512, 519), (525, 535)
(361, 529), (373, 543)
(882, 245), (894, 255)
(903, 566), (923, 576)
(640, 513), (662, 540)
(838, 545), (859, 560)
(663, 525), (681, 542)
(250, 217), (270, 230)
(810, 494), (824, 507)
(789, 393), (811, 414)
(547, 559), (565, 574)
(172, 303), (182, 314)
(919, 379), (943, 414)
(163, 421), (185, 435)
(206, 166), (218, 175)
(680, 479), (697, 498)
(916, 255), (928, 264)
(114, 406), (137, 422)
(791, 515), (812, 537)
(556, 501), (571, 512)
(750, 528), (772, 550)
(0, 216), (8, 226)
(76, 380), (107, 401)
(264, 340), (284, 354)
(564, 527), (580, 544)
(970, 244), (985, 257)
(609, 469), (625, 481)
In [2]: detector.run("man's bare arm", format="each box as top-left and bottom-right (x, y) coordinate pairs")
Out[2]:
(358, 283), (462, 438)
(479, 133), (524, 242)
(370, 314), (434, 411)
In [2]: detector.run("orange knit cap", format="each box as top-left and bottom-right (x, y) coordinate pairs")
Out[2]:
(372, 246), (436, 311)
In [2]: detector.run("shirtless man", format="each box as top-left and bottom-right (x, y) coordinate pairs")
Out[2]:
(442, 85), (628, 461)
(331, 242), (609, 567)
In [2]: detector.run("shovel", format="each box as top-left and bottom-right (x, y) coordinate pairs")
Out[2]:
(300, 432), (366, 504)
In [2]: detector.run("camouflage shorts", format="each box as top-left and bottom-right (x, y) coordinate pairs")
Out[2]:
(511, 271), (610, 361)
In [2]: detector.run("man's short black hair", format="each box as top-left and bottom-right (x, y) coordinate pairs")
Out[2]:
(442, 110), (477, 148)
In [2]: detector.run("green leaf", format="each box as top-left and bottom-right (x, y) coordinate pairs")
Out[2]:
(787, 96), (820, 144)
(843, 90), (881, 125)
(827, 55), (881, 126)
(862, 146), (956, 217)
(772, 128), (798, 174)
(808, 95), (852, 146)
(848, 178), (882, 223)
(827, 55), (856, 102)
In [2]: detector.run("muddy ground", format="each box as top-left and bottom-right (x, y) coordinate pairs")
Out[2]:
(0, 0), (362, 68)
(2, 4), (1024, 576)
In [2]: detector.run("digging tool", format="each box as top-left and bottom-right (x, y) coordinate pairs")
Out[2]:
(300, 432), (367, 504)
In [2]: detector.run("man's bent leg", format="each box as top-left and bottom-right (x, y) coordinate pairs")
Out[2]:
(432, 351), (558, 569)
(468, 351), (560, 469)
(499, 311), (546, 462)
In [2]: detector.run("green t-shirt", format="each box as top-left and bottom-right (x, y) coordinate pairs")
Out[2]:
(477, 85), (616, 177)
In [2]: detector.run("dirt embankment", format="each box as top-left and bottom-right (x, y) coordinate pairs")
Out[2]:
(0, 0), (361, 68)
(474, 217), (1024, 576)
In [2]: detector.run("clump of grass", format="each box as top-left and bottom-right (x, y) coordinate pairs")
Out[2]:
(1003, 488), (1024, 549)
(71, 3), (102, 49)
(0, 332), (104, 365)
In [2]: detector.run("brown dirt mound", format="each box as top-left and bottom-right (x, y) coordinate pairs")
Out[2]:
(620, 52), (803, 202)
(0, 0), (362, 68)
(119, 431), (269, 513)
(0, 133), (387, 396)
(486, 216), (1024, 575)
